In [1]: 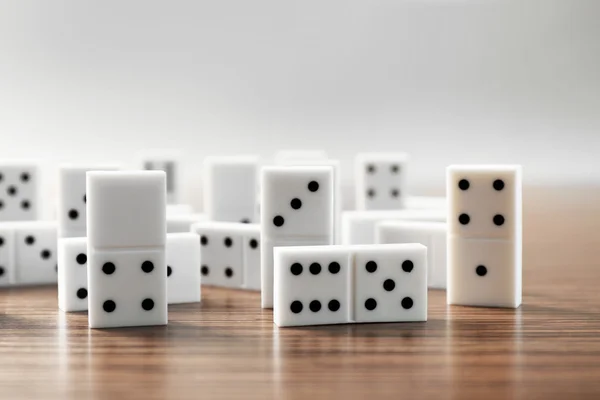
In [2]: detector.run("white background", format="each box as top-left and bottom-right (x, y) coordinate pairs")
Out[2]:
(1, 0), (599, 210)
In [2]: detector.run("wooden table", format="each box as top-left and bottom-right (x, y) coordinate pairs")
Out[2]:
(1, 187), (600, 399)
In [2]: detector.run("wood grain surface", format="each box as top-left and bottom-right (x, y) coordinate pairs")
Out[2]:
(1, 186), (599, 400)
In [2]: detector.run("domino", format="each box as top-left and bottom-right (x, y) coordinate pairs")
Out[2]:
(166, 233), (201, 304)
(57, 165), (119, 238)
(203, 156), (259, 224)
(139, 150), (181, 204)
(87, 171), (167, 328)
(58, 237), (88, 312)
(0, 224), (15, 286)
(273, 244), (427, 327)
(191, 222), (261, 291)
(275, 157), (343, 245)
(260, 166), (335, 308)
(376, 220), (447, 289)
(341, 209), (446, 245)
(355, 153), (409, 210)
(446, 165), (522, 308)
(13, 221), (58, 285)
(0, 161), (39, 221)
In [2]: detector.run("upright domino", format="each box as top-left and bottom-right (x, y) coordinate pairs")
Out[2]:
(376, 221), (447, 289)
(139, 150), (181, 204)
(276, 157), (342, 244)
(58, 237), (88, 311)
(57, 165), (119, 238)
(261, 166), (334, 308)
(446, 165), (522, 308)
(273, 244), (427, 327)
(355, 153), (409, 211)
(0, 224), (15, 286)
(342, 209), (446, 245)
(87, 171), (167, 328)
(0, 221), (58, 286)
(203, 156), (259, 224)
(166, 233), (201, 304)
(191, 222), (261, 291)
(0, 161), (40, 221)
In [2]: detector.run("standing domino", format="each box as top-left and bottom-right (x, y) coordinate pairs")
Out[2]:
(355, 153), (409, 211)
(0, 224), (15, 286)
(191, 222), (260, 290)
(58, 165), (119, 238)
(446, 165), (522, 308)
(203, 156), (259, 224)
(261, 166), (334, 308)
(58, 237), (88, 312)
(376, 221), (447, 289)
(140, 151), (181, 204)
(0, 161), (39, 221)
(166, 233), (201, 304)
(87, 171), (167, 328)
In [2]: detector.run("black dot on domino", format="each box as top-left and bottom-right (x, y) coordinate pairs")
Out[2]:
(141, 298), (154, 311)
(201, 266), (209, 276)
(476, 265), (487, 276)
(365, 261), (377, 273)
(249, 239), (258, 249)
(273, 216), (284, 227)
(290, 263), (303, 276)
(224, 237), (233, 247)
(201, 235), (208, 246)
(77, 288), (87, 299)
(458, 179), (470, 190)
(328, 262), (340, 274)
(141, 261), (154, 273)
(102, 262), (116, 275)
(68, 209), (79, 220)
(21, 200), (30, 210)
(167, 266), (172, 277)
(309, 263), (321, 275)
(493, 179), (505, 191)
(103, 300), (116, 313)
(76, 253), (87, 265)
(402, 260), (413, 273)
(459, 213), (470, 225)
(309, 300), (321, 312)
(225, 267), (233, 278)
(383, 279), (395, 292)
(365, 298), (377, 311)
(307, 181), (319, 192)
(40, 249), (51, 260)
(25, 235), (35, 245)
(328, 299), (340, 312)
(290, 300), (303, 314)
(401, 297), (413, 309)
(290, 198), (302, 210)
(494, 214), (505, 226)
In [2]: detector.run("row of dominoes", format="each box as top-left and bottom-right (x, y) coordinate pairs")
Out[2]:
(0, 151), (416, 226)
(274, 243), (427, 327)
